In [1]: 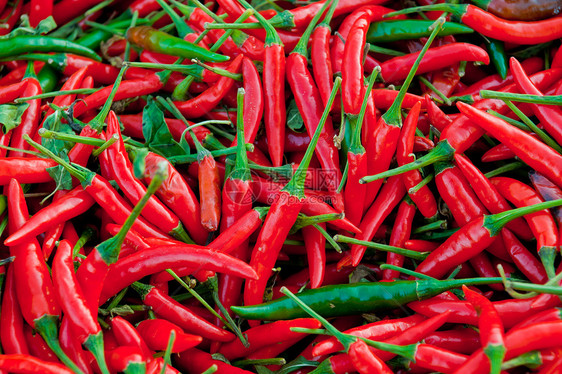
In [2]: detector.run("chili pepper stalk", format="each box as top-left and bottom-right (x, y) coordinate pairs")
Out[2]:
(243, 77), (342, 310)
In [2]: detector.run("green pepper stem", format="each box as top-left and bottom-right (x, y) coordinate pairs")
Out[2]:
(318, 0), (339, 27)
(291, 0), (335, 57)
(384, 4), (466, 18)
(237, 0), (282, 46)
(231, 87), (251, 182)
(501, 351), (543, 371)
(83, 332), (110, 374)
(485, 344), (506, 374)
(485, 199), (562, 236)
(335, 236), (428, 260)
(292, 213), (344, 233)
(168, 144), (253, 164)
(23, 134), (90, 182)
(123, 362), (147, 374)
(480, 90), (562, 105)
(35, 315), (86, 374)
(88, 64), (128, 133)
(38, 128), (104, 146)
(503, 100), (562, 153)
(360, 139), (455, 183)
(382, 17), (445, 126)
(409, 173), (434, 194)
(200, 365), (218, 374)
(283, 77), (341, 198)
(72, 226), (97, 258)
(379, 264), (437, 280)
(95, 161), (168, 265)
(350, 67), (380, 152)
(92, 134), (119, 157)
(487, 110), (529, 131)
(540, 247), (557, 279)
(155, 0), (192, 38)
(15, 88), (97, 102)
(313, 223), (342, 253)
(412, 219), (447, 234)
(160, 330), (175, 374)
(484, 161), (525, 178)
(232, 358), (286, 367)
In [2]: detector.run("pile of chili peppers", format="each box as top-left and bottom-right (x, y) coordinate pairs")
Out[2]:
(1, 0), (562, 373)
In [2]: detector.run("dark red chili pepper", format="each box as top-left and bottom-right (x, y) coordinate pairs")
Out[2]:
(0, 266), (29, 355)
(59, 317), (92, 374)
(463, 285), (505, 373)
(425, 328), (482, 355)
(0, 80), (28, 105)
(472, 0), (562, 21)
(136, 319), (202, 352)
(529, 170), (562, 227)
(52, 240), (109, 373)
(4, 186), (95, 247)
(131, 282), (235, 342)
(454, 153), (533, 241)
(501, 228), (548, 284)
(9, 64), (41, 158)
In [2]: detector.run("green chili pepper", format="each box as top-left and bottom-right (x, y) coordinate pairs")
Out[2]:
(366, 20), (474, 43)
(37, 65), (59, 93)
(126, 26), (230, 62)
(231, 277), (502, 320)
(485, 38), (508, 79)
(0, 35), (101, 61)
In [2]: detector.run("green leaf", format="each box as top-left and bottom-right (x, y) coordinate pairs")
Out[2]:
(0, 103), (29, 133)
(109, 304), (135, 317)
(277, 356), (319, 374)
(142, 97), (190, 158)
(45, 149), (73, 202)
(0, 15), (57, 39)
(286, 99), (305, 132)
(35, 16), (58, 35)
(255, 366), (275, 374)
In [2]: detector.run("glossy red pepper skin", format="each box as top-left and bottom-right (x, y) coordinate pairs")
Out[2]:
(425, 329), (481, 355)
(136, 319), (202, 352)
(342, 16), (369, 115)
(0, 80), (28, 105)
(311, 24), (334, 108)
(7, 179), (60, 325)
(9, 76), (41, 158)
(0, 266), (29, 355)
(302, 223), (326, 289)
(491, 177), (559, 254)
(383, 198), (416, 280)
(381, 43), (490, 82)
(100, 246), (258, 304)
(349, 175), (406, 266)
(219, 319), (321, 360)
(174, 54), (243, 119)
(501, 228), (547, 284)
(176, 348), (254, 374)
(398, 101), (437, 218)
(136, 284), (235, 342)
(73, 73), (166, 118)
(142, 152), (208, 244)
(0, 157), (57, 184)
(263, 44), (286, 167)
(454, 153), (533, 240)
(286, 56), (341, 191)
(237, 57), (263, 145)
(348, 339), (393, 374)
(5, 187), (95, 247)
(59, 317), (92, 374)
(110, 316), (153, 361)
(530, 170), (562, 226)
(0, 354), (74, 374)
(458, 101), (562, 188)
(245, 192), (303, 309)
(105, 111), (185, 236)
(344, 151), (368, 226)
(313, 314), (426, 357)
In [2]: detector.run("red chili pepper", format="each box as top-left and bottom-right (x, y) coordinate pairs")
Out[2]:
(104, 111), (191, 240)
(491, 176), (559, 276)
(310, 2), (337, 108)
(219, 318), (321, 360)
(105, 346), (145, 374)
(302, 223), (326, 289)
(454, 153), (533, 240)
(348, 175), (406, 267)
(136, 319), (202, 352)
(415, 197), (562, 279)
(463, 285), (506, 373)
(529, 170), (562, 226)
(342, 16), (370, 115)
(0, 80), (28, 105)
(9, 64), (41, 158)
(131, 282), (235, 342)
(52, 240), (109, 373)
(397, 101), (438, 219)
(173, 54), (243, 119)
(110, 316), (153, 361)
(176, 348), (254, 373)
(424, 328), (482, 355)
(0, 0), (23, 37)
(236, 57), (263, 145)
(312, 314), (426, 357)
(4, 187), (95, 247)
(0, 266), (29, 355)
(383, 198), (416, 280)
(348, 339), (393, 374)
(59, 317), (92, 374)
(501, 228), (548, 284)
(23, 325), (56, 364)
(0, 354), (74, 374)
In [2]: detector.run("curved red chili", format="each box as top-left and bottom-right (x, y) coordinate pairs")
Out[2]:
(136, 319), (202, 352)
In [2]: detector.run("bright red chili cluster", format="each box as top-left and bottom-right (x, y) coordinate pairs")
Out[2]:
(0, 0), (561, 373)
